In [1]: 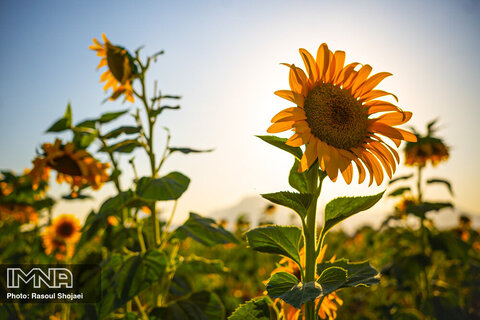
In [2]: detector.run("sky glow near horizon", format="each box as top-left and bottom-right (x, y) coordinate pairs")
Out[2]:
(1, 0), (479, 227)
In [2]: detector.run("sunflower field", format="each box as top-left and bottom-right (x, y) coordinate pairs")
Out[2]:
(1, 6), (480, 320)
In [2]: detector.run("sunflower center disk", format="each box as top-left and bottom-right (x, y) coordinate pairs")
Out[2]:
(49, 155), (83, 176)
(106, 44), (127, 83)
(57, 222), (74, 238)
(303, 84), (367, 150)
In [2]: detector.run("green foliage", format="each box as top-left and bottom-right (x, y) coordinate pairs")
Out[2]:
(261, 191), (312, 219)
(150, 291), (225, 320)
(389, 174), (414, 184)
(103, 126), (141, 139)
(267, 271), (322, 309)
(98, 250), (167, 318)
(98, 109), (129, 123)
(46, 103), (72, 132)
(289, 159), (308, 193)
(136, 171), (190, 201)
(388, 186), (411, 197)
(228, 297), (271, 320)
(322, 191), (384, 235)
(406, 201), (453, 218)
(99, 139), (143, 153)
(246, 225), (303, 268)
(175, 213), (239, 246)
(427, 178), (454, 196)
(169, 147), (214, 154)
(256, 135), (302, 160)
(317, 259), (380, 289)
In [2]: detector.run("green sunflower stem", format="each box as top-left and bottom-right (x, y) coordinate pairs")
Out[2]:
(304, 162), (322, 320)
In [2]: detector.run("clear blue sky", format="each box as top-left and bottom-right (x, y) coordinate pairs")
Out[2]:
(1, 0), (479, 225)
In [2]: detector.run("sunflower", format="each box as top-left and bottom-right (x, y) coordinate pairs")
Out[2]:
(30, 139), (110, 197)
(269, 245), (343, 320)
(0, 203), (38, 224)
(405, 136), (449, 167)
(89, 33), (137, 103)
(42, 214), (81, 259)
(268, 43), (417, 185)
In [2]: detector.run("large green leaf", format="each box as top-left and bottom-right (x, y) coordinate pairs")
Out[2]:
(98, 250), (167, 318)
(245, 225), (302, 268)
(46, 103), (72, 132)
(150, 291), (225, 320)
(177, 255), (228, 274)
(426, 178), (454, 196)
(266, 272), (321, 309)
(316, 259), (380, 289)
(261, 191), (312, 219)
(256, 135), (302, 159)
(323, 191), (384, 235)
(103, 126), (141, 139)
(98, 109), (129, 123)
(136, 172), (190, 201)
(316, 266), (348, 295)
(406, 202), (453, 218)
(175, 212), (239, 246)
(228, 297), (271, 320)
(289, 159), (308, 193)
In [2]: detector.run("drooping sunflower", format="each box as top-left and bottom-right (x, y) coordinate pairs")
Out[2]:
(0, 203), (38, 224)
(42, 214), (81, 259)
(30, 139), (110, 197)
(404, 120), (449, 167)
(269, 245), (343, 320)
(268, 43), (417, 185)
(89, 33), (137, 103)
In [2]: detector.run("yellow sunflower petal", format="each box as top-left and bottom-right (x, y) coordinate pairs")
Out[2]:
(267, 121), (295, 133)
(316, 43), (330, 81)
(299, 138), (318, 172)
(299, 48), (319, 83)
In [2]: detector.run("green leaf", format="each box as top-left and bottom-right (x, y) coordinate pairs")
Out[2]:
(289, 159), (308, 193)
(98, 250), (167, 318)
(99, 139), (142, 153)
(99, 109), (129, 123)
(266, 272), (321, 309)
(323, 191), (384, 235)
(261, 191), (312, 219)
(46, 103), (72, 132)
(150, 291), (225, 320)
(103, 126), (141, 139)
(228, 297), (271, 320)
(178, 256), (228, 274)
(136, 172), (190, 201)
(150, 105), (180, 117)
(426, 178), (454, 196)
(175, 212), (239, 246)
(72, 124), (97, 149)
(245, 225), (302, 268)
(169, 147), (214, 154)
(406, 202), (453, 218)
(388, 187), (411, 197)
(316, 259), (380, 289)
(316, 266), (348, 295)
(256, 135), (302, 160)
(389, 174), (413, 185)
